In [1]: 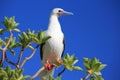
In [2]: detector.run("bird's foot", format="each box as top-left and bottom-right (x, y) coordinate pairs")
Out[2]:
(57, 59), (63, 65)
(44, 61), (55, 70)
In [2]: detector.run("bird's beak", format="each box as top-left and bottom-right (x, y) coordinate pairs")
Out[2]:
(62, 11), (73, 16)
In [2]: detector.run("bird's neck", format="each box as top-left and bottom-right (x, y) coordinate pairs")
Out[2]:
(48, 15), (62, 32)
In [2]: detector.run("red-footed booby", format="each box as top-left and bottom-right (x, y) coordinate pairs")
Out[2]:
(40, 8), (73, 80)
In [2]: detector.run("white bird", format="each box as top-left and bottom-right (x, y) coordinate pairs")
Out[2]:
(40, 8), (73, 80)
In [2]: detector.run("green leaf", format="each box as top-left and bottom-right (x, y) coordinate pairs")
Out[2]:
(11, 43), (22, 48)
(73, 59), (78, 65)
(54, 61), (62, 66)
(33, 37), (39, 43)
(92, 63), (101, 72)
(96, 75), (104, 80)
(94, 71), (102, 75)
(0, 38), (3, 47)
(0, 66), (30, 80)
(90, 58), (99, 68)
(18, 34), (23, 41)
(90, 76), (96, 80)
(22, 75), (30, 79)
(35, 30), (51, 44)
(13, 28), (20, 32)
(83, 58), (91, 69)
(4, 37), (9, 46)
(49, 76), (54, 80)
(56, 76), (61, 80)
(65, 65), (73, 71)
(22, 32), (28, 40)
(0, 28), (6, 35)
(2, 16), (19, 30)
(9, 37), (16, 48)
(98, 64), (107, 71)
(5, 66), (11, 72)
(42, 36), (51, 44)
(9, 49), (16, 56)
(63, 53), (82, 71)
(73, 66), (82, 70)
(65, 53), (70, 59)
(27, 45), (34, 50)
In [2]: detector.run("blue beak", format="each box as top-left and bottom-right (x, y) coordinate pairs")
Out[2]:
(62, 11), (74, 15)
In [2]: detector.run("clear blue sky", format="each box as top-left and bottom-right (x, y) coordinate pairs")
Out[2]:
(0, 0), (120, 80)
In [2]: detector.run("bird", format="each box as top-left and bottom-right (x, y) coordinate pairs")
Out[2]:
(40, 8), (73, 80)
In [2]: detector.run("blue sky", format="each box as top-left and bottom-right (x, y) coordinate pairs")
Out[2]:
(0, 0), (120, 80)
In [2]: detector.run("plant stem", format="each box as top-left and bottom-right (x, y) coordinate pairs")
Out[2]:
(30, 66), (45, 80)
(5, 53), (19, 69)
(16, 47), (25, 65)
(80, 74), (91, 80)
(58, 67), (66, 77)
(20, 45), (39, 69)
(0, 31), (13, 66)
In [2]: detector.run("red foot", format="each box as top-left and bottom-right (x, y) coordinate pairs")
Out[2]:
(44, 61), (55, 70)
(57, 59), (63, 65)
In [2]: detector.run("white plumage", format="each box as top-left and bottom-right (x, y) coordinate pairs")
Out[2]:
(40, 8), (73, 80)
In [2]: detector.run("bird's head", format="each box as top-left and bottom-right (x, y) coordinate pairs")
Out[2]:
(51, 8), (73, 17)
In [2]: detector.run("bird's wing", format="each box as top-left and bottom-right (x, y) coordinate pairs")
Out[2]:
(61, 38), (65, 57)
(40, 37), (65, 60)
(40, 42), (45, 60)
(40, 31), (47, 60)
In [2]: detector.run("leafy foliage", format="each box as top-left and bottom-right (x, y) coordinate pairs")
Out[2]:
(0, 38), (4, 47)
(34, 30), (51, 44)
(83, 58), (107, 80)
(2, 16), (19, 31)
(0, 16), (106, 80)
(63, 53), (82, 71)
(0, 28), (6, 35)
(18, 29), (35, 48)
(0, 66), (29, 80)
(47, 76), (61, 80)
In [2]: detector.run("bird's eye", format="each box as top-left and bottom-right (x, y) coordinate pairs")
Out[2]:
(58, 10), (62, 12)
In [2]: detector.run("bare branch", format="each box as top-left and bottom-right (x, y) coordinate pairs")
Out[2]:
(0, 50), (5, 66)
(4, 31), (13, 51)
(20, 45), (39, 69)
(5, 53), (19, 69)
(58, 67), (66, 77)
(30, 66), (45, 80)
(80, 74), (91, 80)
(16, 48), (25, 65)
(0, 31), (13, 66)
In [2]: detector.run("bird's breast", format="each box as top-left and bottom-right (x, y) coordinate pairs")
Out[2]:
(42, 31), (64, 64)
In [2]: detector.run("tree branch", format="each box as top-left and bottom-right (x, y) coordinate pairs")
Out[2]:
(20, 45), (39, 69)
(5, 53), (19, 69)
(16, 47), (25, 65)
(4, 31), (13, 51)
(80, 74), (91, 80)
(30, 66), (45, 80)
(0, 31), (13, 66)
(58, 67), (66, 77)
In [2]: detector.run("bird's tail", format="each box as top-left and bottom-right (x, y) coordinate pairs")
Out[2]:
(39, 68), (54, 80)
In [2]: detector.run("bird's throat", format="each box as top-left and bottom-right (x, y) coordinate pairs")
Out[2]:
(48, 15), (62, 32)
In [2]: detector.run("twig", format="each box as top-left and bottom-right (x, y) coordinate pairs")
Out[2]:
(58, 67), (66, 77)
(20, 45), (39, 69)
(80, 74), (91, 80)
(4, 31), (13, 51)
(30, 66), (45, 80)
(5, 53), (19, 69)
(16, 48), (25, 65)
(0, 31), (13, 66)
